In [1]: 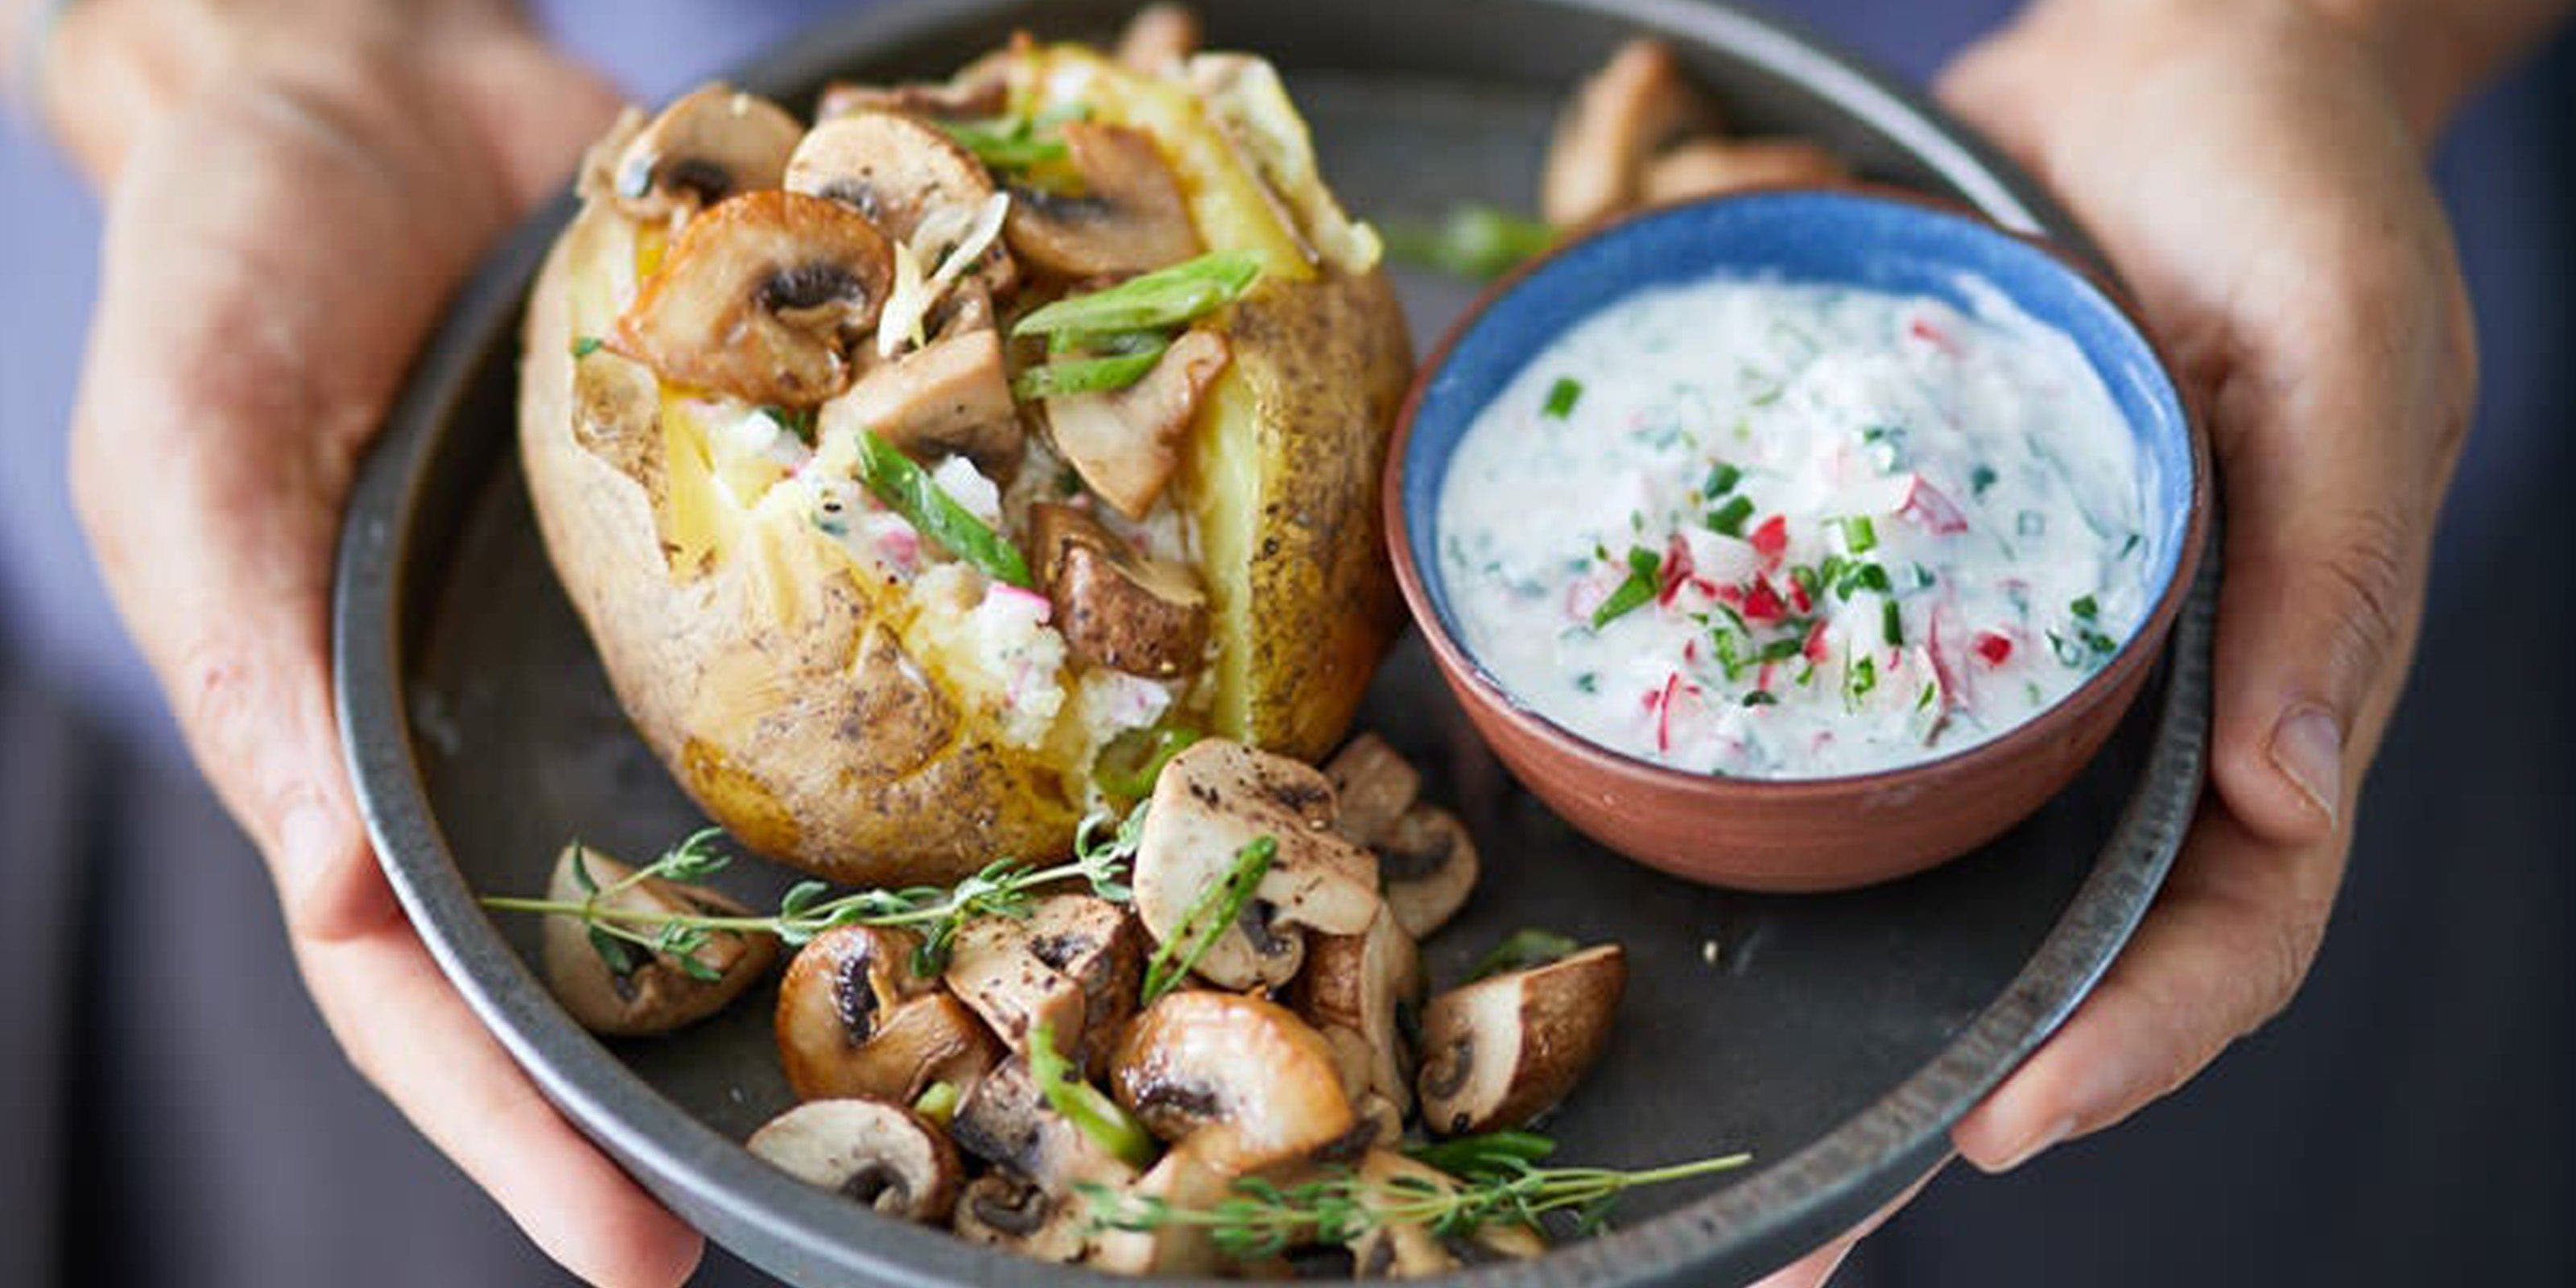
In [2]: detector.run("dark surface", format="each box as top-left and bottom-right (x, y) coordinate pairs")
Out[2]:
(334, 2), (2210, 1286)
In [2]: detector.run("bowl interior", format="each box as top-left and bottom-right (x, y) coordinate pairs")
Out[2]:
(1399, 190), (2197, 703)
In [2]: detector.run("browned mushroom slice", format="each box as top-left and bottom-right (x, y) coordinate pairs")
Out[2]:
(746, 1099), (964, 1224)
(776, 924), (1000, 1103)
(1541, 39), (1716, 228)
(818, 51), (1013, 122)
(1641, 137), (1847, 205)
(1344, 1150), (1547, 1276)
(786, 111), (1018, 295)
(1375, 803), (1480, 939)
(1112, 991), (1357, 1174)
(613, 191), (895, 407)
(610, 83), (804, 221)
(818, 324), (1022, 472)
(1417, 944), (1626, 1136)
(1087, 1145), (1236, 1276)
(1116, 2), (1203, 72)
(539, 844), (778, 1036)
(949, 1054), (1142, 1195)
(1132, 739), (1381, 990)
(1293, 906), (1424, 1116)
(1323, 733), (1423, 848)
(1028, 503), (1212, 677)
(1004, 122), (1203, 279)
(1040, 326), (1231, 518)
(941, 893), (1142, 1077)
(952, 1173), (1091, 1262)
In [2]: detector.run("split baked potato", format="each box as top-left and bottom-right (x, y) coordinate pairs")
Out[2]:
(521, 35), (1410, 886)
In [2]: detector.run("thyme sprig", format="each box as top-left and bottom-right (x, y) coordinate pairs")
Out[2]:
(482, 807), (1146, 979)
(1076, 1133), (1752, 1260)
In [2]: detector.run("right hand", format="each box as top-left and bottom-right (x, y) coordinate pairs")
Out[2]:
(45, 4), (700, 1283)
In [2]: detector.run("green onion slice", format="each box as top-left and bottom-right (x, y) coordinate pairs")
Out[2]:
(1028, 1022), (1158, 1166)
(1138, 836), (1276, 1005)
(1013, 250), (1262, 342)
(852, 429), (1033, 587)
(1012, 341), (1170, 401)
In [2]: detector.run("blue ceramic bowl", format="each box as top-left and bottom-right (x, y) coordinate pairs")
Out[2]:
(1385, 188), (2210, 889)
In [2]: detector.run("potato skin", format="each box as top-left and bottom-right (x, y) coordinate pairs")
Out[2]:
(520, 80), (1410, 885)
(521, 201), (1080, 886)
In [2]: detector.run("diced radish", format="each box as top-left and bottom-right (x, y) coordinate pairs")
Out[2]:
(1749, 514), (1789, 566)
(1973, 631), (2014, 667)
(1680, 526), (1760, 587)
(1898, 476), (1970, 535)
(1788, 577), (1813, 614)
(1908, 316), (1959, 357)
(1657, 532), (1695, 606)
(1653, 672), (1703, 754)
(1741, 576), (1786, 625)
(983, 581), (1054, 625)
(1803, 619), (1832, 663)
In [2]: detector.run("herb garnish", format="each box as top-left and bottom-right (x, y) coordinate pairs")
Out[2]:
(1137, 836), (1277, 1005)
(1703, 461), (1743, 497)
(571, 336), (605, 359)
(1543, 377), (1584, 419)
(1467, 929), (1581, 981)
(934, 106), (1084, 170)
(1882, 598), (1905, 647)
(1381, 204), (1558, 280)
(1590, 546), (1662, 629)
(482, 809), (1145, 979)
(853, 428), (1032, 587)
(1706, 495), (1756, 539)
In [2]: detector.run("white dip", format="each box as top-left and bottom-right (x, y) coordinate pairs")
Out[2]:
(1438, 275), (2153, 778)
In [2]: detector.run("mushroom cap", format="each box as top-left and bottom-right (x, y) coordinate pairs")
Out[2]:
(948, 1053), (1142, 1195)
(818, 324), (1022, 473)
(746, 1099), (963, 1223)
(942, 893), (1142, 1078)
(1323, 733), (1423, 848)
(1003, 122), (1203, 279)
(1294, 905), (1424, 1115)
(785, 111), (1017, 295)
(613, 190), (895, 407)
(1417, 944), (1627, 1136)
(1111, 990), (1357, 1175)
(1039, 326), (1232, 520)
(611, 83), (804, 221)
(1373, 803), (1480, 940)
(951, 1172), (1091, 1262)
(1030, 502), (1213, 677)
(1639, 137), (1847, 207)
(1540, 39), (1715, 228)
(539, 844), (778, 1036)
(818, 52), (1012, 123)
(777, 925), (999, 1103)
(1086, 1144), (1236, 1277)
(1133, 739), (1381, 991)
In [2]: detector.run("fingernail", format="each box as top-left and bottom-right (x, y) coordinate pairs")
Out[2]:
(2268, 705), (2343, 826)
(1984, 1115), (2074, 1174)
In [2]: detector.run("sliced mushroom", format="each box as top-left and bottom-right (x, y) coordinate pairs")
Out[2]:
(1541, 39), (1716, 227)
(539, 844), (778, 1036)
(1116, 2), (1203, 73)
(786, 111), (1017, 294)
(818, 324), (1022, 472)
(1374, 803), (1480, 940)
(776, 924), (999, 1103)
(949, 1054), (1142, 1195)
(942, 893), (1142, 1078)
(1293, 906), (1424, 1117)
(1132, 739), (1382, 990)
(1641, 137), (1847, 205)
(817, 52), (1012, 123)
(1112, 991), (1357, 1174)
(1030, 503), (1212, 676)
(609, 84), (804, 221)
(1040, 326), (1231, 518)
(1344, 1150), (1546, 1277)
(1416, 944), (1626, 1136)
(1088, 1145), (1236, 1276)
(1323, 733), (1423, 848)
(952, 1172), (1091, 1262)
(746, 1099), (963, 1223)
(1005, 122), (1202, 279)
(613, 190), (894, 407)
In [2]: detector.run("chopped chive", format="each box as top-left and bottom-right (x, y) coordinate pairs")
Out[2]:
(1790, 564), (1822, 604)
(1707, 495), (1756, 538)
(1837, 515), (1878, 554)
(1703, 461), (1743, 497)
(1543, 377), (1584, 419)
(1742, 690), (1778, 707)
(1882, 598), (1905, 647)
(1971, 464), (1999, 497)
(1574, 672), (1600, 694)
(2070, 595), (2100, 621)
(2120, 532), (2143, 557)
(1845, 654), (1878, 705)
(571, 336), (605, 359)
(1916, 680), (1939, 712)
(1590, 546), (1661, 629)
(1711, 630), (1748, 682)
(1759, 636), (1805, 663)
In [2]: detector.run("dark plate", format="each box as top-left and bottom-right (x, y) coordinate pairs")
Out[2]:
(333, 2), (2215, 1284)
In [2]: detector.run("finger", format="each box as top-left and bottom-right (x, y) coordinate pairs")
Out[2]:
(301, 920), (704, 1288)
(1951, 807), (2339, 1170)
(1744, 1162), (1946, 1288)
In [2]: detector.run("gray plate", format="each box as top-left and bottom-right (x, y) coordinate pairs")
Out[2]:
(333, 1), (2215, 1284)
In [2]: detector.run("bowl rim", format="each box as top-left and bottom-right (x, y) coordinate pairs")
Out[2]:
(1385, 182), (2214, 800)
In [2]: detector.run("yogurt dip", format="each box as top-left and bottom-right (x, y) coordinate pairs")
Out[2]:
(1437, 274), (2153, 778)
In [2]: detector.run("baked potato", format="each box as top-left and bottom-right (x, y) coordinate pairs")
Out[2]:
(520, 37), (1410, 886)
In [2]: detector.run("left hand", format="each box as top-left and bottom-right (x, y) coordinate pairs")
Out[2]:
(1754, 0), (2495, 1281)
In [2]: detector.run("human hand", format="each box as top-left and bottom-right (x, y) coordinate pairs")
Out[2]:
(48, 4), (698, 1284)
(1755, 0), (2513, 1281)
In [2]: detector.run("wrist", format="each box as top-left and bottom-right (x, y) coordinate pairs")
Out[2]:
(38, 0), (530, 184)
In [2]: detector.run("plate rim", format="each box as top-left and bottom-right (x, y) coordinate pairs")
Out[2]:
(333, 1), (2214, 1283)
